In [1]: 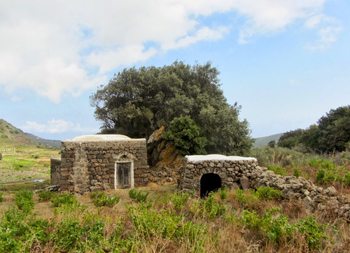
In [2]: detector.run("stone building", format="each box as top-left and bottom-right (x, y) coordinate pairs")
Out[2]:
(179, 154), (258, 197)
(51, 135), (149, 193)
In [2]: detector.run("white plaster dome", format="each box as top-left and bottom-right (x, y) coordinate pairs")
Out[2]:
(68, 134), (131, 142)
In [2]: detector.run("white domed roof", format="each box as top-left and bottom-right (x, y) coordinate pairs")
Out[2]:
(68, 134), (131, 142)
(186, 154), (257, 162)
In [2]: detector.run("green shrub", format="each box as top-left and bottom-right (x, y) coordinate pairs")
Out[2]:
(27, 219), (50, 246)
(255, 186), (282, 200)
(38, 190), (53, 202)
(200, 193), (226, 218)
(241, 209), (293, 244)
(344, 172), (350, 186)
(0, 208), (28, 252)
(129, 189), (149, 203)
(170, 192), (190, 211)
(164, 115), (207, 155)
(52, 219), (84, 251)
(235, 189), (258, 207)
(293, 168), (301, 177)
(51, 193), (77, 207)
(218, 187), (228, 200)
(309, 159), (335, 170)
(90, 191), (120, 207)
(316, 169), (326, 184)
(0, 207), (49, 252)
(15, 190), (34, 214)
(129, 205), (206, 248)
(296, 217), (326, 249)
(0, 192), (3, 202)
(267, 165), (286, 175)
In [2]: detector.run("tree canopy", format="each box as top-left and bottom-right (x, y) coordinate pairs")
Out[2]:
(91, 61), (252, 155)
(278, 105), (350, 153)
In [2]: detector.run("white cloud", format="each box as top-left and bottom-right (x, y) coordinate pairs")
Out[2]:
(305, 15), (342, 50)
(22, 119), (97, 134)
(0, 0), (337, 102)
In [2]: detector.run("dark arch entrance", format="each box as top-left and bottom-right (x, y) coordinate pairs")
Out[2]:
(200, 173), (222, 198)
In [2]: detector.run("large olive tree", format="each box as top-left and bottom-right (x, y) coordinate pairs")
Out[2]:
(91, 61), (252, 155)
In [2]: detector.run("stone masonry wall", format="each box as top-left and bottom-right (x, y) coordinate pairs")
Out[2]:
(179, 158), (258, 191)
(59, 140), (148, 193)
(180, 158), (350, 220)
(50, 158), (61, 185)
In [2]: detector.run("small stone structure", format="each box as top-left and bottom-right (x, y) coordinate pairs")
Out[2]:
(51, 135), (149, 193)
(179, 155), (258, 197)
(179, 154), (350, 220)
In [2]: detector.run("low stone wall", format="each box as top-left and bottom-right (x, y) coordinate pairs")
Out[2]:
(179, 155), (350, 220)
(249, 166), (350, 220)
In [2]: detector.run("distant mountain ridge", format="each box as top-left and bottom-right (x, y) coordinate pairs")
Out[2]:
(253, 133), (282, 148)
(0, 119), (60, 148)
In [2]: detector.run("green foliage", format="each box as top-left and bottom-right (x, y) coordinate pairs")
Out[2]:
(250, 147), (307, 168)
(164, 116), (206, 155)
(293, 168), (301, 177)
(241, 210), (327, 249)
(129, 205), (206, 249)
(15, 190), (34, 214)
(200, 193), (226, 218)
(344, 172), (350, 186)
(52, 215), (106, 252)
(278, 106), (350, 153)
(129, 189), (149, 203)
(235, 189), (259, 208)
(267, 164), (287, 175)
(310, 158), (348, 185)
(0, 207), (49, 252)
(91, 61), (252, 155)
(255, 186), (282, 200)
(38, 190), (53, 202)
(241, 209), (293, 244)
(0, 192), (3, 202)
(218, 187), (228, 200)
(268, 140), (276, 148)
(90, 191), (120, 207)
(51, 192), (77, 207)
(170, 192), (190, 211)
(278, 129), (305, 149)
(296, 217), (326, 249)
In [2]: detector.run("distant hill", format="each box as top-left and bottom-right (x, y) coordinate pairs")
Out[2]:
(253, 133), (283, 148)
(0, 119), (60, 148)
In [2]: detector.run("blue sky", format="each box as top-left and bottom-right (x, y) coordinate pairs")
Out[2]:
(0, 0), (349, 140)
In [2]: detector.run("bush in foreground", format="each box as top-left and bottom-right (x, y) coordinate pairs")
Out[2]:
(90, 191), (120, 207)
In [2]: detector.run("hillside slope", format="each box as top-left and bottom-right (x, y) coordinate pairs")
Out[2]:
(253, 133), (282, 147)
(0, 119), (60, 148)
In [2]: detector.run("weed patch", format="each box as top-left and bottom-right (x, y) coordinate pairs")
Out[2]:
(51, 192), (77, 207)
(90, 191), (120, 207)
(15, 190), (34, 214)
(129, 189), (149, 202)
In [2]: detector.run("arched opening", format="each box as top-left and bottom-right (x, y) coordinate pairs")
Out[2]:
(200, 173), (222, 198)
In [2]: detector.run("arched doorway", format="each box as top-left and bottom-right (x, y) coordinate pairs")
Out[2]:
(200, 173), (222, 198)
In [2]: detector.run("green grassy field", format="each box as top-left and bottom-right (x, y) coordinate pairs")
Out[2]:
(0, 146), (59, 187)
(0, 119), (60, 189)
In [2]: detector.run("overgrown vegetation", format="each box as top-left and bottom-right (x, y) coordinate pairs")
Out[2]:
(129, 189), (149, 202)
(90, 191), (120, 207)
(0, 186), (342, 252)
